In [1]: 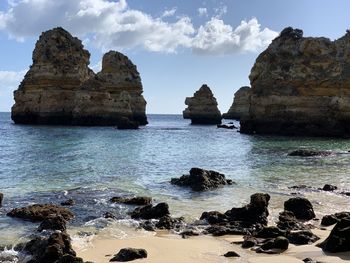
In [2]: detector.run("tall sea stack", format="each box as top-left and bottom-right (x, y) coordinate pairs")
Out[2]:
(240, 27), (350, 137)
(11, 27), (147, 126)
(183, 84), (222, 124)
(222, 86), (251, 120)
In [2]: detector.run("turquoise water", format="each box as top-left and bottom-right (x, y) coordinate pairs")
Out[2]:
(0, 112), (349, 245)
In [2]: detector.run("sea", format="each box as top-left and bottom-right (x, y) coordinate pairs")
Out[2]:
(0, 112), (349, 248)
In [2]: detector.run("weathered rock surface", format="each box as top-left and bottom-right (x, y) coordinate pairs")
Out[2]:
(319, 217), (350, 252)
(11, 27), (147, 126)
(110, 248), (147, 262)
(288, 149), (332, 157)
(183, 84), (222, 124)
(321, 212), (350, 226)
(0, 192), (3, 207)
(171, 168), (233, 191)
(110, 196), (152, 206)
(240, 27), (350, 137)
(37, 215), (67, 232)
(223, 86), (251, 120)
(23, 232), (84, 263)
(130, 203), (170, 219)
(284, 197), (315, 220)
(7, 204), (74, 222)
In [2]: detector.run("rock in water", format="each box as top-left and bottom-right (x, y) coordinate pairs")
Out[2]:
(11, 27), (147, 126)
(7, 204), (74, 222)
(110, 248), (147, 262)
(130, 203), (170, 219)
(183, 84), (222, 124)
(222, 86), (251, 120)
(0, 193), (3, 207)
(240, 27), (350, 137)
(110, 196), (152, 206)
(171, 168), (233, 191)
(284, 197), (315, 220)
(319, 217), (350, 252)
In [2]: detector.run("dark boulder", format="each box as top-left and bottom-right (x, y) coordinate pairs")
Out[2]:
(227, 193), (270, 226)
(217, 124), (236, 129)
(287, 230), (319, 245)
(7, 204), (74, 222)
(256, 236), (289, 254)
(288, 150), (331, 157)
(254, 226), (287, 238)
(110, 196), (152, 206)
(277, 211), (308, 230)
(321, 212), (350, 226)
(24, 232), (83, 263)
(104, 212), (117, 219)
(154, 215), (184, 230)
(0, 192), (3, 207)
(37, 215), (67, 232)
(60, 199), (75, 206)
(280, 27), (303, 39)
(171, 168), (233, 191)
(242, 236), (258, 248)
(130, 203), (169, 219)
(322, 184), (337, 191)
(200, 211), (229, 224)
(205, 225), (250, 236)
(110, 248), (147, 262)
(284, 197), (315, 220)
(223, 251), (240, 257)
(319, 217), (350, 252)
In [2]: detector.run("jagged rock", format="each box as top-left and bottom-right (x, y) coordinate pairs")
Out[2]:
(319, 217), (350, 252)
(11, 27), (147, 126)
(183, 84), (222, 124)
(322, 184), (337, 191)
(37, 215), (67, 232)
(277, 211), (308, 230)
(24, 232), (84, 263)
(110, 196), (152, 206)
(60, 199), (75, 206)
(284, 197), (315, 220)
(104, 212), (117, 219)
(200, 211), (229, 224)
(223, 86), (251, 120)
(240, 27), (350, 137)
(288, 150), (332, 157)
(130, 203), (169, 219)
(321, 212), (350, 226)
(217, 124), (236, 129)
(7, 204), (74, 222)
(154, 215), (184, 230)
(254, 226), (287, 238)
(0, 192), (3, 207)
(110, 248), (147, 262)
(171, 168), (233, 191)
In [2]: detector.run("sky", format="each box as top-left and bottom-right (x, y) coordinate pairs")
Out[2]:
(0, 0), (350, 114)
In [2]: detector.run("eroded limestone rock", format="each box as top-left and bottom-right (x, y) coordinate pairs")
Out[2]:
(223, 86), (251, 120)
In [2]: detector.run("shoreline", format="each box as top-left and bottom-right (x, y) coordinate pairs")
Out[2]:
(74, 228), (350, 263)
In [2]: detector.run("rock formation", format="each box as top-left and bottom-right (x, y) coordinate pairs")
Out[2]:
(183, 84), (222, 124)
(11, 27), (147, 126)
(222, 86), (251, 120)
(240, 27), (350, 136)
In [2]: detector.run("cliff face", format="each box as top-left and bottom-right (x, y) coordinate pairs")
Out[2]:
(222, 86), (251, 120)
(240, 27), (350, 136)
(11, 27), (147, 126)
(183, 84), (222, 124)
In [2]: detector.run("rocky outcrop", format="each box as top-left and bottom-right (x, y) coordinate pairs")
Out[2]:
(240, 27), (350, 137)
(319, 217), (350, 252)
(130, 202), (170, 219)
(7, 204), (74, 222)
(11, 27), (147, 126)
(223, 86), (251, 120)
(283, 197), (315, 221)
(183, 84), (222, 124)
(110, 248), (147, 262)
(171, 168), (233, 191)
(110, 196), (152, 206)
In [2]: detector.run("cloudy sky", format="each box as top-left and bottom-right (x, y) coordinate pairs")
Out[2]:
(0, 0), (349, 113)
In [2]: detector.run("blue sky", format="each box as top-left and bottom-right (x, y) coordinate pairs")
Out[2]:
(0, 0), (349, 113)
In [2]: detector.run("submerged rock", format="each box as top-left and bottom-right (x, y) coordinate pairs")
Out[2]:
(240, 27), (350, 137)
(7, 204), (74, 222)
(130, 203), (169, 219)
(110, 196), (152, 206)
(319, 217), (350, 252)
(110, 248), (147, 262)
(284, 197), (315, 220)
(171, 168), (233, 191)
(288, 149), (331, 157)
(222, 86), (251, 120)
(60, 199), (75, 206)
(183, 84), (222, 124)
(11, 27), (147, 126)
(217, 124), (237, 129)
(322, 184), (338, 191)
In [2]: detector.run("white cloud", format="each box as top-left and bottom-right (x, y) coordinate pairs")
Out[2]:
(0, 70), (26, 111)
(198, 7), (208, 17)
(192, 18), (278, 55)
(161, 7), (177, 18)
(0, 0), (278, 55)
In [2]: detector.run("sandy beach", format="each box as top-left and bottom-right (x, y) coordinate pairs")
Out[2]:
(74, 227), (350, 263)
